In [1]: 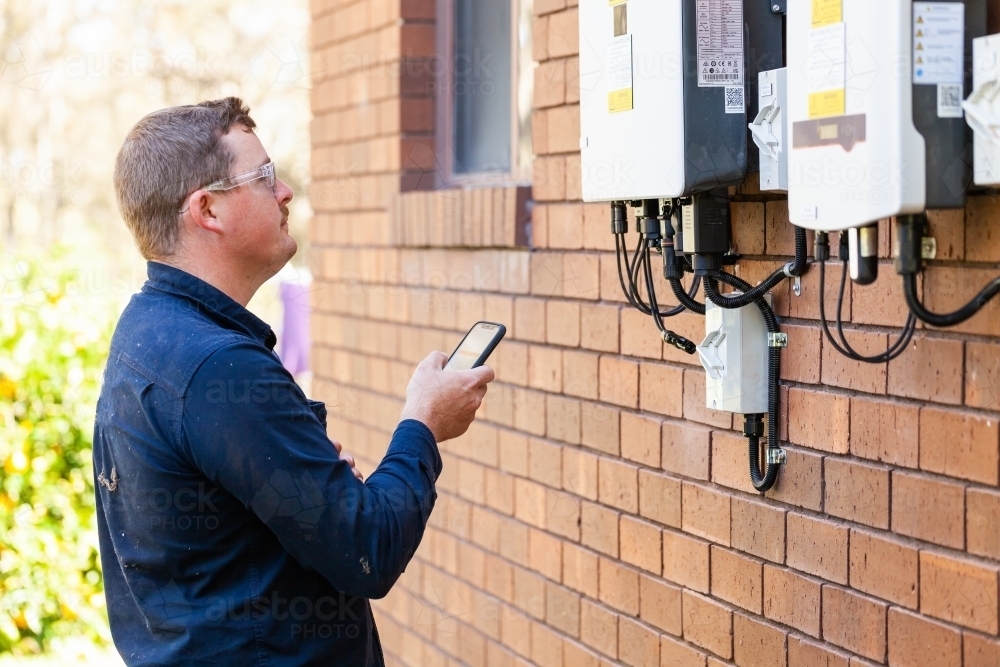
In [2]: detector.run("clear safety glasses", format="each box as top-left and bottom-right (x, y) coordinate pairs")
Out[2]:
(178, 161), (276, 213)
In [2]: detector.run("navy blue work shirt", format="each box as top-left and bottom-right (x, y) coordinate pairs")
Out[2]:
(93, 262), (441, 666)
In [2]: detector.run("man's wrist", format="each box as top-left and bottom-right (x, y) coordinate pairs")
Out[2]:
(400, 408), (438, 442)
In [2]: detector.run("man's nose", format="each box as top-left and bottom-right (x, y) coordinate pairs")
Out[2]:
(275, 178), (293, 206)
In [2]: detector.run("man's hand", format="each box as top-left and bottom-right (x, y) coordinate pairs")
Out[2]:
(400, 351), (495, 443)
(332, 440), (363, 481)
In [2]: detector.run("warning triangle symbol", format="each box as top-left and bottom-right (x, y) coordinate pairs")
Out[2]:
(917, 43), (924, 50)
(916, 29), (923, 37)
(917, 56), (923, 64)
(917, 16), (924, 23)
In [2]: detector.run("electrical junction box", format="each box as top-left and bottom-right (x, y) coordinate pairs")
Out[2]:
(786, 0), (926, 231)
(964, 34), (1000, 185)
(750, 68), (789, 191)
(578, 0), (783, 202)
(697, 294), (771, 415)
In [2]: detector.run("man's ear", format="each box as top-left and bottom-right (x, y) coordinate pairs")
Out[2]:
(186, 190), (226, 234)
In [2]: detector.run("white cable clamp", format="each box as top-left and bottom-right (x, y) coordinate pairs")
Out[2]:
(767, 332), (788, 348)
(782, 262), (796, 277)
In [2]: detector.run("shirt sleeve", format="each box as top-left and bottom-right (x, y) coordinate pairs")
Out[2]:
(181, 340), (441, 599)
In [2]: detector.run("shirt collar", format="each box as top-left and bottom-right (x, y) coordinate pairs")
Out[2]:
(144, 261), (277, 350)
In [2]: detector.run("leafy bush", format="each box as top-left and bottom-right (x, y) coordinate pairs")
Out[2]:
(0, 252), (116, 655)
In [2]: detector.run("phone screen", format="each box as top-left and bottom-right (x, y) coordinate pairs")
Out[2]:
(445, 323), (501, 370)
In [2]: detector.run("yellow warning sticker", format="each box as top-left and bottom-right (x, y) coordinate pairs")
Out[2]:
(609, 88), (634, 113)
(609, 0), (626, 5)
(812, 0), (842, 27)
(809, 89), (845, 119)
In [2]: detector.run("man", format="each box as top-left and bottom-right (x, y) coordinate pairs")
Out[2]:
(95, 97), (494, 666)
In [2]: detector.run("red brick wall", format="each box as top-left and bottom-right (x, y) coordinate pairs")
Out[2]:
(309, 1), (1000, 665)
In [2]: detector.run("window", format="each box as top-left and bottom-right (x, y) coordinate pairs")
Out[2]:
(436, 0), (534, 186)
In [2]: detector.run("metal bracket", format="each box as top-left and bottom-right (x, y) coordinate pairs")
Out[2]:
(767, 448), (787, 465)
(792, 276), (802, 297)
(769, 0), (786, 13)
(767, 332), (788, 348)
(921, 236), (938, 261)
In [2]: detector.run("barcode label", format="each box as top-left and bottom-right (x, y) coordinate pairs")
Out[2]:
(937, 83), (963, 118)
(725, 86), (744, 114)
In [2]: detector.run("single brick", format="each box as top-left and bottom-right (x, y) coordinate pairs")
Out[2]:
(640, 573), (682, 635)
(733, 613), (786, 667)
(788, 636), (850, 667)
(821, 585), (887, 662)
(661, 634), (708, 667)
(780, 323), (822, 384)
(620, 411), (662, 467)
(763, 565), (821, 637)
(580, 303), (619, 352)
(563, 542), (599, 598)
(824, 458), (890, 529)
(598, 457), (639, 513)
(621, 307), (663, 359)
(850, 396), (919, 468)
(787, 387), (850, 453)
(619, 615), (661, 667)
(563, 349), (599, 400)
(662, 421), (711, 480)
(848, 528), (918, 609)
(620, 515), (662, 575)
(640, 362), (685, 418)
(638, 469), (682, 528)
(599, 556), (639, 616)
(965, 632), (1000, 667)
(770, 447), (824, 512)
(966, 341), (1000, 411)
(599, 355), (639, 408)
(731, 497), (786, 564)
(682, 590), (733, 660)
(887, 334), (964, 405)
(581, 400), (620, 455)
(968, 487), (1000, 560)
(663, 530), (710, 593)
(682, 483), (731, 546)
(711, 546), (764, 614)
(786, 513), (848, 585)
(580, 598), (618, 657)
(919, 406), (1000, 485)
(887, 607), (961, 667)
(563, 447), (599, 500)
(711, 431), (759, 495)
(580, 501), (619, 557)
(546, 299), (581, 347)
(891, 471), (964, 549)
(546, 581), (582, 638)
(920, 550), (999, 634)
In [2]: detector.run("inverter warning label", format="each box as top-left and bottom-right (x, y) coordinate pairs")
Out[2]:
(697, 0), (744, 87)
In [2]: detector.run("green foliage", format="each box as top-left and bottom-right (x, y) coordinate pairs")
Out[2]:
(0, 252), (116, 655)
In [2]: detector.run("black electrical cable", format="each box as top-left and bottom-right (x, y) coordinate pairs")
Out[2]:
(702, 226), (810, 309)
(645, 242), (697, 354)
(818, 260), (916, 364)
(704, 274), (782, 493)
(615, 233), (701, 318)
(902, 272), (1000, 328)
(669, 276), (706, 315)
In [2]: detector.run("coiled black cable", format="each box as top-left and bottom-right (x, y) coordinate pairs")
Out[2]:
(902, 272), (1000, 328)
(819, 260), (916, 363)
(704, 274), (782, 493)
(702, 226), (809, 309)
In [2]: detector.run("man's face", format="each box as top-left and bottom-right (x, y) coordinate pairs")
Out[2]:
(212, 126), (296, 274)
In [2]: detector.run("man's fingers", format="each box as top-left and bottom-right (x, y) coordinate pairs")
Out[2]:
(467, 364), (495, 386)
(341, 453), (356, 468)
(332, 440), (343, 455)
(419, 351), (448, 371)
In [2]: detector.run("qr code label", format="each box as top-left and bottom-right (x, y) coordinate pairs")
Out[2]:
(937, 83), (963, 119)
(725, 86), (744, 114)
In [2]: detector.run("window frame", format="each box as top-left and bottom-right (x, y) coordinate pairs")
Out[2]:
(434, 0), (534, 188)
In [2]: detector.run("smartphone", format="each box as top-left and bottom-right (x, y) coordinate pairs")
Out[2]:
(444, 321), (507, 371)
